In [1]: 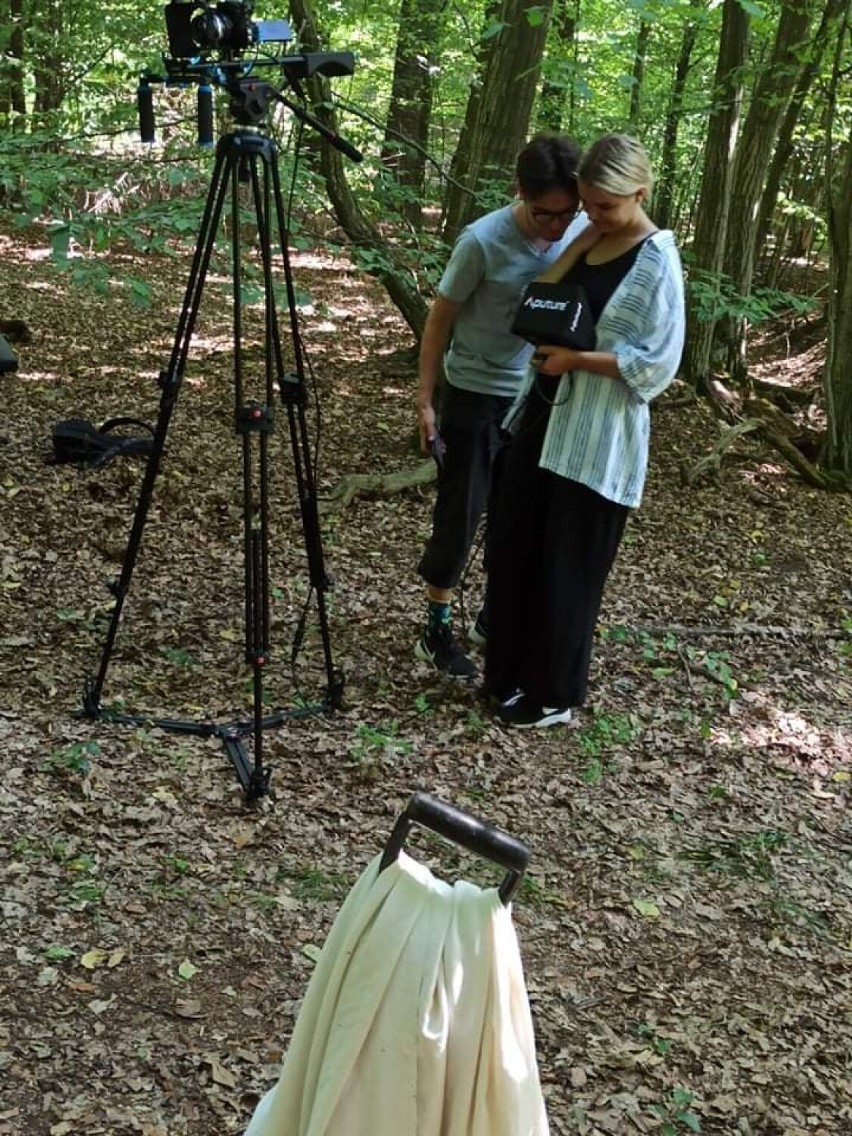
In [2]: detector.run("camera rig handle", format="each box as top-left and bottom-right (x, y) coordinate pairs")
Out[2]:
(379, 791), (531, 904)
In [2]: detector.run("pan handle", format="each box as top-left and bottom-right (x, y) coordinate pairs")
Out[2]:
(379, 791), (531, 904)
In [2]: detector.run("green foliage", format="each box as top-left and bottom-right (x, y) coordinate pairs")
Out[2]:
(161, 647), (197, 668)
(279, 864), (348, 902)
(602, 627), (742, 704)
(637, 1021), (673, 1057)
(575, 711), (641, 782)
(0, 128), (217, 299)
(651, 1088), (702, 1134)
(688, 267), (820, 326)
(350, 720), (413, 768)
(414, 692), (432, 714)
(577, 712), (640, 756)
(0, 0), (840, 351)
(47, 739), (100, 775)
(44, 945), (76, 962)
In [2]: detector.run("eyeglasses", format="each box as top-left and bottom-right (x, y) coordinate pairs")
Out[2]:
(527, 204), (579, 224)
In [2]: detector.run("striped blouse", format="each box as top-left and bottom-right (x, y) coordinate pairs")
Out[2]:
(504, 229), (686, 508)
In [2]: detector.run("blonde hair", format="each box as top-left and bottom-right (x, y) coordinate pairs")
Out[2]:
(577, 134), (654, 199)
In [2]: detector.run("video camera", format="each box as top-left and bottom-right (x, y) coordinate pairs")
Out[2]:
(165, 0), (291, 60)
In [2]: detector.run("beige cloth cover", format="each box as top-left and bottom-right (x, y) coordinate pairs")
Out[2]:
(244, 851), (549, 1136)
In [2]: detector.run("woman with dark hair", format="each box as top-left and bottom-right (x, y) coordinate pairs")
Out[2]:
(484, 134), (686, 727)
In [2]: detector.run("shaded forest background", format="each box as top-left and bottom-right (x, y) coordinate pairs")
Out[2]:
(0, 0), (851, 477)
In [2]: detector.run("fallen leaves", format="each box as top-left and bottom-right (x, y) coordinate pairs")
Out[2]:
(178, 959), (199, 980)
(81, 947), (127, 970)
(1, 233), (850, 1136)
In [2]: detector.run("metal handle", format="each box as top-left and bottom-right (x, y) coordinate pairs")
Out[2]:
(379, 791), (530, 904)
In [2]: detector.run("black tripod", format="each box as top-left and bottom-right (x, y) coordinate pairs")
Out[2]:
(84, 84), (349, 800)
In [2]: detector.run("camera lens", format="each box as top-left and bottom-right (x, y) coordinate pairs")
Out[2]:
(190, 10), (233, 49)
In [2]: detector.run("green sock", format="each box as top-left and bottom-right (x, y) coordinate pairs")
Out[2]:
(427, 600), (451, 632)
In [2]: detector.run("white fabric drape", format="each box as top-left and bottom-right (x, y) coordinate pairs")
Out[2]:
(244, 852), (549, 1136)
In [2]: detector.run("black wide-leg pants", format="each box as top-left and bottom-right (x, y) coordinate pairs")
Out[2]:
(484, 383), (629, 709)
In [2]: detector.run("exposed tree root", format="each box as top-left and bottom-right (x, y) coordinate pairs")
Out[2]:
(682, 408), (837, 490)
(680, 418), (763, 485)
(321, 458), (436, 513)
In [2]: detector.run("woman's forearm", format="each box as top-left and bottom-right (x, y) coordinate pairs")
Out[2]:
(533, 345), (621, 379)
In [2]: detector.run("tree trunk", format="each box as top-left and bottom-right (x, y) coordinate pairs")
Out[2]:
(721, 0), (817, 384)
(823, 13), (852, 478)
(683, 0), (748, 391)
(655, 0), (702, 231)
(287, 0), (429, 339)
(30, 0), (68, 122)
(442, 0), (555, 244)
(628, 20), (651, 130)
(537, 0), (578, 132)
(755, 0), (846, 273)
(0, 0), (26, 123)
(380, 0), (447, 228)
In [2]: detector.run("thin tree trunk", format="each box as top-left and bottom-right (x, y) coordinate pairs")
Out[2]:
(537, 0), (578, 132)
(380, 0), (447, 228)
(30, 0), (68, 122)
(683, 0), (748, 391)
(655, 0), (702, 231)
(628, 20), (651, 130)
(0, 0), (26, 122)
(755, 0), (846, 270)
(824, 9), (852, 478)
(721, 0), (817, 384)
(288, 0), (429, 338)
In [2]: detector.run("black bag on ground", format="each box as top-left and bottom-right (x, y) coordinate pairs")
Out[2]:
(0, 334), (18, 374)
(511, 281), (596, 351)
(46, 416), (155, 468)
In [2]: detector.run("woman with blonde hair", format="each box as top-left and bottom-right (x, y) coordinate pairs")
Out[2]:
(485, 134), (685, 727)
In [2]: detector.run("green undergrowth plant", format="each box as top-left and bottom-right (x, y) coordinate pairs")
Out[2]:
(574, 711), (641, 783)
(349, 720), (413, 772)
(688, 265), (819, 327)
(679, 828), (789, 881)
(277, 864), (349, 903)
(46, 739), (100, 776)
(601, 626), (743, 703)
(650, 1087), (702, 1134)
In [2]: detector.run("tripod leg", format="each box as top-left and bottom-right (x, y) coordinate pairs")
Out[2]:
(231, 143), (281, 798)
(83, 130), (342, 800)
(85, 140), (236, 714)
(264, 148), (343, 707)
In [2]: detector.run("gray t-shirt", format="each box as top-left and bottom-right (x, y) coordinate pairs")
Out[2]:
(438, 205), (588, 397)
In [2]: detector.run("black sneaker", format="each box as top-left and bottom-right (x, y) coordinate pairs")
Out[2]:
(481, 685), (524, 709)
(415, 623), (478, 678)
(497, 695), (572, 728)
(468, 609), (488, 647)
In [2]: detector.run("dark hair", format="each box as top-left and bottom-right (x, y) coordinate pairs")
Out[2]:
(515, 133), (582, 199)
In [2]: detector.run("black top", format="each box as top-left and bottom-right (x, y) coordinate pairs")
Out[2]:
(562, 238), (648, 324)
(530, 237), (651, 407)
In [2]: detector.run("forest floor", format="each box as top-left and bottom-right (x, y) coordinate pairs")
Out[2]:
(1, 222), (850, 1136)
